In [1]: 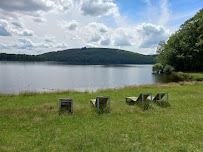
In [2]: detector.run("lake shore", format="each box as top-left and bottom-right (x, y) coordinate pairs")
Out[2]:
(0, 81), (202, 151)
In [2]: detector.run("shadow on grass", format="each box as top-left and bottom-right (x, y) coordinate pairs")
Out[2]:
(153, 100), (170, 108)
(126, 100), (152, 111)
(59, 106), (73, 115)
(94, 104), (110, 114)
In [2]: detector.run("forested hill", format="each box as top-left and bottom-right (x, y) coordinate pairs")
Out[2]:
(40, 48), (156, 64)
(0, 48), (156, 64)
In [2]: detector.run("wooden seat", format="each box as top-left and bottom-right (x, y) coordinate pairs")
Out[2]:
(59, 98), (73, 114)
(126, 93), (152, 106)
(148, 93), (168, 104)
(90, 96), (110, 112)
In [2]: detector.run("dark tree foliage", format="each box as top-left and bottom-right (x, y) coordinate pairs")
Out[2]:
(39, 48), (156, 64)
(156, 8), (203, 71)
(0, 53), (45, 61)
(0, 48), (156, 64)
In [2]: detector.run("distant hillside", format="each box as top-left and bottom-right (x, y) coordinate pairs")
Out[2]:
(0, 53), (44, 61)
(0, 48), (157, 64)
(40, 48), (156, 64)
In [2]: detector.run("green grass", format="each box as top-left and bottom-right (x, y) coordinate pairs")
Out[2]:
(0, 82), (203, 151)
(186, 73), (203, 77)
(174, 72), (203, 81)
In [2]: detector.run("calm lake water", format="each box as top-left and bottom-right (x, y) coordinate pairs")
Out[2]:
(0, 61), (182, 94)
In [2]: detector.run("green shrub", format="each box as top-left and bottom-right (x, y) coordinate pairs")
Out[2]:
(193, 76), (203, 81)
(152, 63), (163, 73)
(163, 65), (175, 74)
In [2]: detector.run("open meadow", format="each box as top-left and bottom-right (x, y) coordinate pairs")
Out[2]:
(0, 81), (203, 152)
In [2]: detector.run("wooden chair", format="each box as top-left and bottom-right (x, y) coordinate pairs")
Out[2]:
(150, 92), (168, 104)
(59, 98), (73, 114)
(126, 93), (152, 106)
(90, 96), (110, 112)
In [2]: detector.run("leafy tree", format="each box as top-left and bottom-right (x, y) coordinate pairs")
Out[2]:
(163, 65), (175, 74)
(152, 63), (163, 73)
(156, 8), (203, 72)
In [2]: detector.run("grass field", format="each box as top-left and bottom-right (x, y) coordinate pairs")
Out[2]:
(174, 72), (203, 81)
(0, 82), (203, 151)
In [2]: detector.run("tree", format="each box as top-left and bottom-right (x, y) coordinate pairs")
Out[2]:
(156, 8), (203, 72)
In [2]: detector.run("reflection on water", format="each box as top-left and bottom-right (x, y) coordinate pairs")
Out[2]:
(152, 73), (184, 83)
(0, 61), (183, 94)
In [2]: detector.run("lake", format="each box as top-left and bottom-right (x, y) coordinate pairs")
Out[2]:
(0, 61), (182, 94)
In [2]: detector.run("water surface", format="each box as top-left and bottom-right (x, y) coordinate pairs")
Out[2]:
(0, 62), (182, 94)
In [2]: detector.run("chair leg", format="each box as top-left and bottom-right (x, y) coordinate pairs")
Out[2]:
(167, 93), (169, 103)
(59, 99), (61, 115)
(108, 97), (110, 112)
(142, 94), (144, 106)
(97, 98), (99, 112)
(71, 99), (73, 113)
(159, 94), (161, 105)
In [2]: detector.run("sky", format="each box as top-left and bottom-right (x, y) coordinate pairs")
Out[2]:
(0, 0), (202, 55)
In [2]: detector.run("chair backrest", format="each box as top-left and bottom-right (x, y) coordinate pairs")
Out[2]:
(154, 93), (166, 100)
(137, 93), (151, 101)
(96, 96), (109, 104)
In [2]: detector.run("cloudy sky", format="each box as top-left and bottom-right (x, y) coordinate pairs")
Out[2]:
(0, 0), (202, 55)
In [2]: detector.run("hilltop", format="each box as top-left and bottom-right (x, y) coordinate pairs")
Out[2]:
(0, 48), (156, 64)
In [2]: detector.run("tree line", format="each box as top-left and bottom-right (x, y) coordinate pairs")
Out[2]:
(153, 8), (203, 73)
(0, 48), (156, 64)
(0, 53), (44, 61)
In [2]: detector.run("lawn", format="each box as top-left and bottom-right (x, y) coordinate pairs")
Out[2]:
(174, 72), (203, 81)
(0, 81), (203, 152)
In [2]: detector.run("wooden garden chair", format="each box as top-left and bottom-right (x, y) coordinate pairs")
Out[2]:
(126, 93), (152, 106)
(90, 96), (110, 112)
(59, 98), (73, 114)
(149, 92), (168, 104)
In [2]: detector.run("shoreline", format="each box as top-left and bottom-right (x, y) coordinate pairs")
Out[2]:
(1, 81), (202, 96)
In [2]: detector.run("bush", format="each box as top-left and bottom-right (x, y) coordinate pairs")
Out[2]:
(152, 63), (163, 73)
(163, 65), (175, 74)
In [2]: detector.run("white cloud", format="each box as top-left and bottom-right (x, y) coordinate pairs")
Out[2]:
(87, 22), (109, 33)
(60, 20), (79, 30)
(54, 0), (73, 13)
(85, 43), (98, 48)
(79, 21), (170, 49)
(11, 28), (34, 36)
(0, 0), (54, 12)
(44, 35), (55, 42)
(0, 19), (12, 36)
(33, 18), (47, 23)
(100, 38), (111, 46)
(159, 0), (170, 25)
(83, 22), (109, 44)
(90, 35), (101, 42)
(67, 20), (78, 30)
(0, 20), (34, 37)
(80, 0), (119, 17)
(0, 0), (184, 55)
(19, 30), (34, 36)
(114, 37), (132, 46)
(0, 37), (68, 53)
(0, 43), (9, 49)
(136, 23), (171, 48)
(17, 38), (35, 49)
(54, 42), (68, 49)
(11, 22), (23, 28)
(113, 28), (133, 46)
(16, 37), (68, 49)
